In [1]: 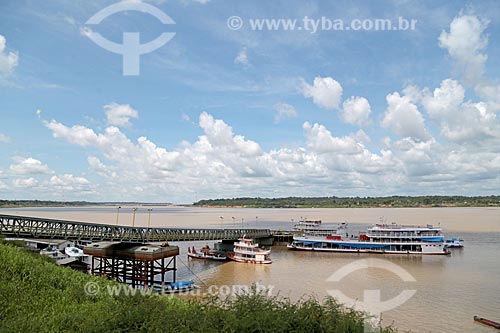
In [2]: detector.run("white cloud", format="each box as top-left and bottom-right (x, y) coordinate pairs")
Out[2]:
(438, 13), (500, 106)
(50, 174), (90, 191)
(422, 79), (499, 142)
(340, 96), (371, 126)
(12, 178), (38, 188)
(273, 103), (298, 123)
(104, 103), (139, 128)
(234, 47), (249, 66)
(198, 112), (262, 156)
(382, 92), (430, 141)
(439, 13), (488, 85)
(41, 104), (500, 201)
(63, 15), (77, 28)
(45, 109), (400, 200)
(88, 156), (117, 178)
(44, 120), (103, 146)
(0, 134), (10, 143)
(0, 35), (18, 76)
(303, 122), (363, 155)
(301, 76), (343, 110)
(9, 157), (52, 175)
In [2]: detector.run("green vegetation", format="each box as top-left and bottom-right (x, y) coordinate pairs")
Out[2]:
(0, 241), (395, 332)
(0, 200), (171, 208)
(0, 200), (97, 208)
(194, 195), (500, 208)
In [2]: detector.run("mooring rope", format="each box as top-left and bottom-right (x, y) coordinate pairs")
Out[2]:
(177, 255), (209, 288)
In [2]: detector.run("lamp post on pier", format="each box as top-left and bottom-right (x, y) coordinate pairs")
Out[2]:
(132, 208), (138, 227)
(115, 206), (121, 225)
(147, 208), (153, 228)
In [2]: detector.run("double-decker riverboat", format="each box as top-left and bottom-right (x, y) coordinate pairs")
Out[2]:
(293, 220), (346, 237)
(288, 223), (449, 255)
(227, 238), (272, 264)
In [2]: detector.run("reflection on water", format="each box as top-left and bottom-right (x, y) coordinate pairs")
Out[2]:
(2, 207), (499, 333)
(174, 231), (500, 333)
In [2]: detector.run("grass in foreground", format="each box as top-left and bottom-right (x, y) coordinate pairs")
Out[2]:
(0, 241), (395, 332)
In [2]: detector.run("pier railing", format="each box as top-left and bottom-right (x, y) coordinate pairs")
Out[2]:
(0, 214), (271, 242)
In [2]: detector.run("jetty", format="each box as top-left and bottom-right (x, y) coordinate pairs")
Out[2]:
(0, 214), (271, 243)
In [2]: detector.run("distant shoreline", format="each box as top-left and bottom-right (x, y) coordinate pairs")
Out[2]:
(2, 195), (499, 209)
(196, 204), (499, 208)
(193, 195), (500, 209)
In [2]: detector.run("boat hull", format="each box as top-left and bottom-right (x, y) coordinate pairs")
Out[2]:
(187, 253), (227, 261)
(287, 242), (449, 255)
(227, 253), (272, 264)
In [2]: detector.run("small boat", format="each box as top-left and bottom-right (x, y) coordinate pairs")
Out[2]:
(40, 245), (66, 260)
(187, 245), (227, 261)
(228, 237), (272, 264)
(163, 280), (198, 293)
(444, 237), (464, 248)
(64, 246), (85, 257)
(473, 315), (500, 329)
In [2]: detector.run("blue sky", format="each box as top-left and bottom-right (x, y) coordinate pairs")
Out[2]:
(0, 0), (499, 203)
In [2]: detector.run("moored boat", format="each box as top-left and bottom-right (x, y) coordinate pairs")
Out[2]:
(444, 237), (464, 248)
(293, 220), (347, 237)
(64, 246), (85, 257)
(40, 245), (66, 260)
(187, 245), (227, 261)
(288, 223), (449, 255)
(228, 238), (272, 264)
(163, 280), (199, 293)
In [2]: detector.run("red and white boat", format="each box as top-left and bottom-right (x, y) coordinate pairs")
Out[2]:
(187, 245), (227, 261)
(227, 238), (272, 264)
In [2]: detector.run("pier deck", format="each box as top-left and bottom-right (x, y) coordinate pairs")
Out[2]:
(0, 214), (271, 242)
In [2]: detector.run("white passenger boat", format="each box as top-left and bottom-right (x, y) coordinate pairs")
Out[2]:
(227, 238), (272, 264)
(288, 223), (449, 255)
(64, 246), (85, 257)
(293, 220), (346, 237)
(40, 245), (67, 260)
(444, 237), (464, 248)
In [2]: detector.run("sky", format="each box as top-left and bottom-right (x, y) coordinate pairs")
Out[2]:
(0, 0), (499, 203)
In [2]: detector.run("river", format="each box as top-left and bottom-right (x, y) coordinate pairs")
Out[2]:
(2, 206), (499, 333)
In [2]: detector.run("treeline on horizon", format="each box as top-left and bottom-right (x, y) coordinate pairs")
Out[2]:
(194, 195), (500, 208)
(0, 200), (171, 208)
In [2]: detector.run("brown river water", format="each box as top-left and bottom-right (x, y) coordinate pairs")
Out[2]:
(2, 206), (499, 333)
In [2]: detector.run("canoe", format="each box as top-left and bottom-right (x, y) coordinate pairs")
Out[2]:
(474, 316), (500, 329)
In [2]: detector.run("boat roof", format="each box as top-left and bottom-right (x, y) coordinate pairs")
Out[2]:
(369, 223), (441, 231)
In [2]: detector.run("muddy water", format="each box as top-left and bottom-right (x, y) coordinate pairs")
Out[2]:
(2, 206), (499, 333)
